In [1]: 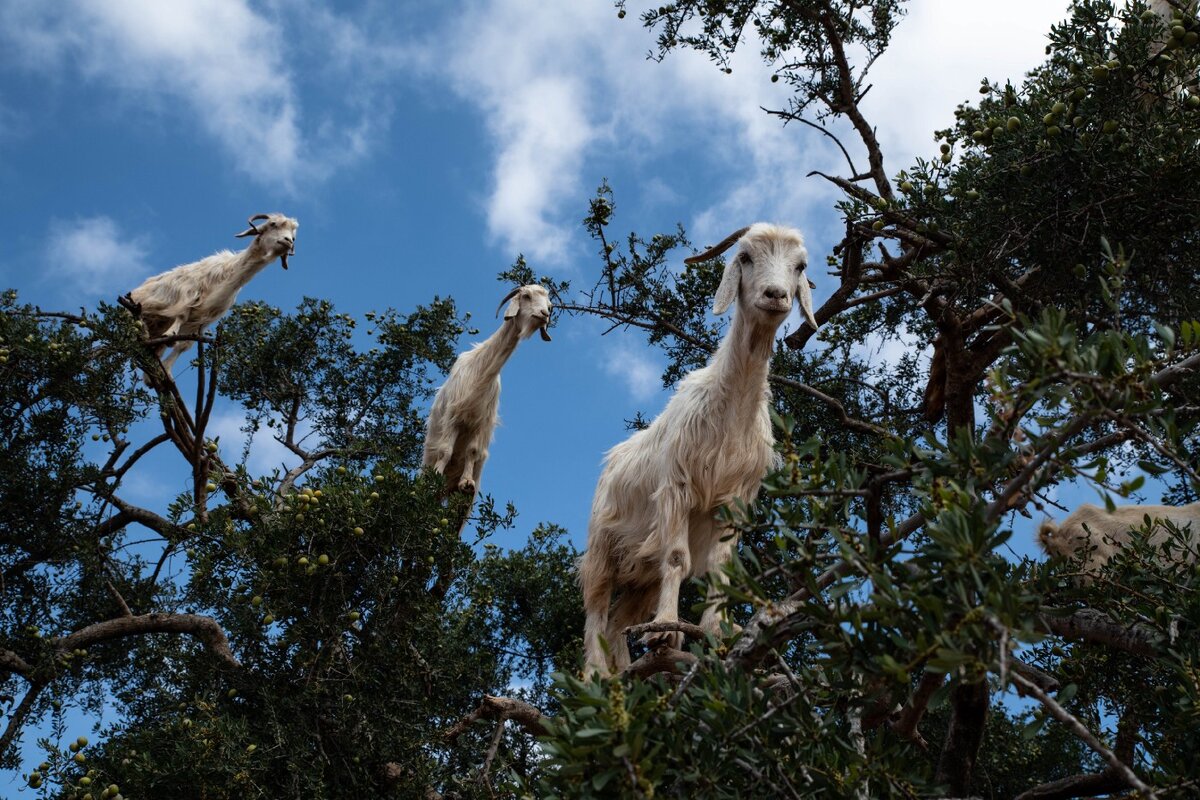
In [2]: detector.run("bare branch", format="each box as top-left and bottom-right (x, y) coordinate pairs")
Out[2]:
(891, 670), (943, 749)
(1009, 671), (1155, 798)
(56, 613), (240, 669)
(445, 694), (547, 741)
(1038, 608), (1163, 658)
(0, 681), (46, 757)
(623, 644), (698, 680)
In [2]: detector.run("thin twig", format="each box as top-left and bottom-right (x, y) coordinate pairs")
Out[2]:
(1009, 671), (1154, 798)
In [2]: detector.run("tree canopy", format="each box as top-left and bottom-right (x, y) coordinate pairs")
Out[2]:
(4, 1), (1200, 798)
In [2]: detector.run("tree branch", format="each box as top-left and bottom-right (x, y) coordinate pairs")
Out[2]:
(56, 613), (240, 669)
(1038, 608), (1163, 658)
(934, 678), (989, 795)
(1009, 671), (1154, 799)
(445, 695), (547, 741)
(0, 681), (46, 757)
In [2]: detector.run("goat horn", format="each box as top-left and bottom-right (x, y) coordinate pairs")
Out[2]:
(233, 214), (271, 239)
(683, 226), (751, 265)
(495, 286), (521, 318)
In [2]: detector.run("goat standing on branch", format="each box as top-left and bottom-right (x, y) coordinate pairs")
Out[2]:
(579, 224), (818, 676)
(422, 284), (552, 498)
(121, 213), (298, 375)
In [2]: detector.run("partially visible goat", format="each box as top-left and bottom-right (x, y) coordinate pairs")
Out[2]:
(422, 284), (552, 497)
(1039, 501), (1200, 575)
(579, 224), (817, 676)
(123, 213), (298, 374)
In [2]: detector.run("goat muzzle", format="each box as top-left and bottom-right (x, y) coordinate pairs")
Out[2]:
(280, 240), (295, 270)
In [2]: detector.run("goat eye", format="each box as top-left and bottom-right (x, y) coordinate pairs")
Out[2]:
(795, 262), (806, 272)
(737, 252), (751, 265)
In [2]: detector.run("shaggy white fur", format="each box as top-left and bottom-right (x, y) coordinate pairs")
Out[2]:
(126, 213), (297, 373)
(1038, 502), (1200, 576)
(579, 223), (817, 675)
(422, 285), (552, 498)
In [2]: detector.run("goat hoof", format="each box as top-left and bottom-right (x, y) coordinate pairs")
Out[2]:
(639, 630), (683, 651)
(456, 478), (476, 494)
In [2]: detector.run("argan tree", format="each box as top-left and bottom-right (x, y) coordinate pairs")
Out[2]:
(475, 1), (1200, 798)
(5, 0), (1200, 798)
(0, 294), (581, 799)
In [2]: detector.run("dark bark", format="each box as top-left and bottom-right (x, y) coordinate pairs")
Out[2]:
(935, 678), (990, 795)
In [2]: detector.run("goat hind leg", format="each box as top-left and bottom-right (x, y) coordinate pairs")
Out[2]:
(580, 553), (615, 677)
(610, 586), (658, 671)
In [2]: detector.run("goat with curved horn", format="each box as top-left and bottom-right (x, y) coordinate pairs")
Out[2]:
(580, 223), (819, 675)
(423, 284), (554, 500)
(124, 213), (299, 379)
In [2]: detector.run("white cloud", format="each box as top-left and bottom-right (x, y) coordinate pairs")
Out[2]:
(44, 216), (151, 300)
(866, 1), (1072, 171)
(600, 338), (663, 403)
(437, 1), (1073, 268)
(0, 0), (394, 191)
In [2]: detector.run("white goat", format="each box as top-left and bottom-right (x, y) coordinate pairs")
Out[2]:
(422, 285), (552, 497)
(123, 213), (298, 374)
(579, 224), (818, 675)
(1038, 502), (1200, 576)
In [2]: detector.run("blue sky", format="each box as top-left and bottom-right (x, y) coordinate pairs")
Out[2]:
(0, 0), (1103, 785)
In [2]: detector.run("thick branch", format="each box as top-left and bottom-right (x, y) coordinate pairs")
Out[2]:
(1014, 771), (1127, 800)
(891, 670), (943, 748)
(1038, 608), (1163, 658)
(623, 645), (698, 680)
(0, 681), (46, 757)
(935, 678), (990, 795)
(445, 695), (547, 741)
(0, 649), (33, 677)
(57, 613), (240, 669)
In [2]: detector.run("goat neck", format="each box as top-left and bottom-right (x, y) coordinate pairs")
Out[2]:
(712, 299), (777, 407)
(470, 317), (524, 382)
(226, 238), (280, 288)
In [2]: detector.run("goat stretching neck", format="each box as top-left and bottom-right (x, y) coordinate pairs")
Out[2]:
(579, 223), (817, 676)
(421, 284), (552, 498)
(124, 213), (298, 374)
(1039, 501), (1200, 577)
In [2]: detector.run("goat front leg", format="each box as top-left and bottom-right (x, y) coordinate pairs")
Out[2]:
(456, 438), (487, 496)
(642, 491), (691, 651)
(698, 530), (741, 638)
(424, 424), (458, 477)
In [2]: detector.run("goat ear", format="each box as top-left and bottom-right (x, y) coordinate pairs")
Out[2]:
(712, 258), (741, 316)
(233, 226), (259, 238)
(503, 293), (523, 321)
(796, 268), (818, 329)
(539, 326), (552, 342)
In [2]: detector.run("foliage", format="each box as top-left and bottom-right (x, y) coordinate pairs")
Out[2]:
(511, 1), (1200, 798)
(0, 292), (580, 798)
(6, 1), (1200, 798)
